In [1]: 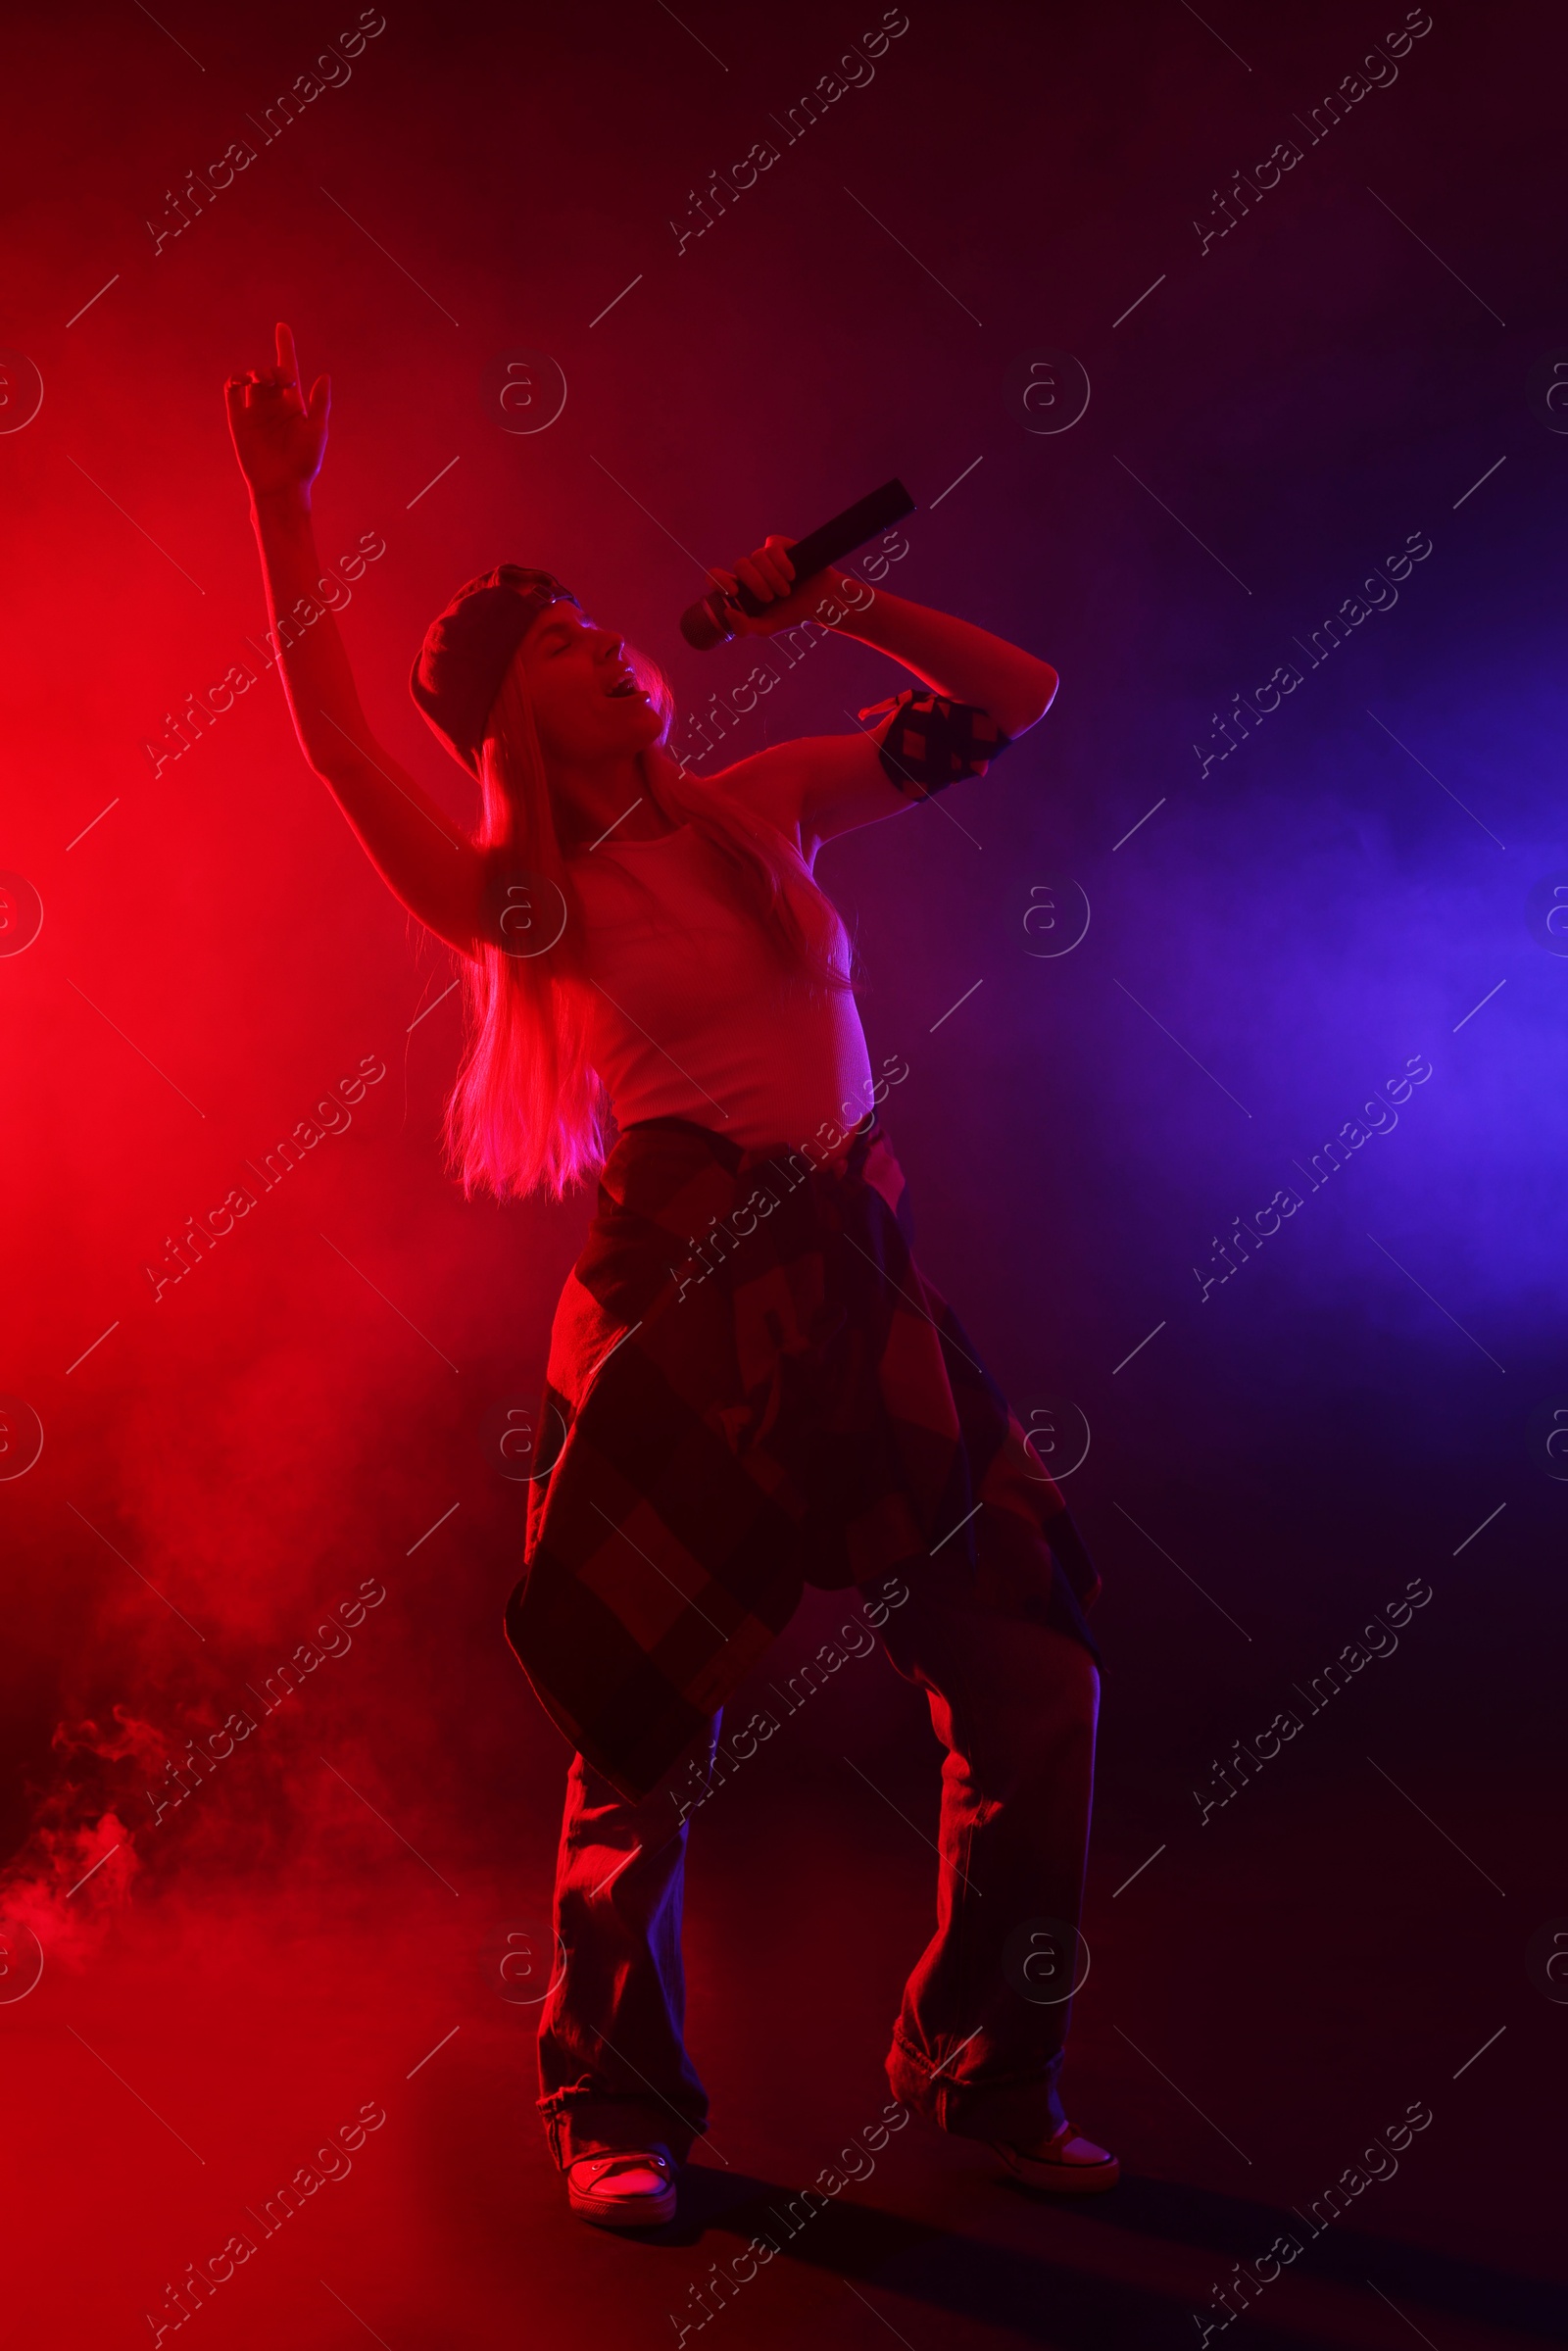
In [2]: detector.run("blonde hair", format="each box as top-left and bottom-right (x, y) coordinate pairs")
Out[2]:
(443, 645), (856, 1202)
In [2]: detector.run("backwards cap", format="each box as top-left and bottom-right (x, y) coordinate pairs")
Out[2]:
(410, 563), (578, 775)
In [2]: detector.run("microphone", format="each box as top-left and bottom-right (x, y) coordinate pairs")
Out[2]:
(679, 477), (915, 652)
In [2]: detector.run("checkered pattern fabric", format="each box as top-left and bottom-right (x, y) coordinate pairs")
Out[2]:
(506, 1114), (1100, 1802)
(859, 690), (1011, 797)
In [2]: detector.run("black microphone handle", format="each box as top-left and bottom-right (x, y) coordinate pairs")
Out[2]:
(679, 476), (914, 652)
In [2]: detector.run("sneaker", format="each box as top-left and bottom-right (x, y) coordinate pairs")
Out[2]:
(994, 2120), (1120, 2194)
(564, 2147), (678, 2229)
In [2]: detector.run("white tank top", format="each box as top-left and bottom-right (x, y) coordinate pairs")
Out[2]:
(568, 822), (874, 1151)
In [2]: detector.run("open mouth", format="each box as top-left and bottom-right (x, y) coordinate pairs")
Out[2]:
(605, 677), (648, 700)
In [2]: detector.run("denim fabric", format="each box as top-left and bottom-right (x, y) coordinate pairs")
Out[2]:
(536, 1560), (1098, 2166)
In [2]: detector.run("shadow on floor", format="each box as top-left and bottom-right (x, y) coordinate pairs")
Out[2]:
(635, 2161), (1567, 2347)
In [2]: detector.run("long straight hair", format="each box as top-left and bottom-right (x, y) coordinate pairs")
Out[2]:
(443, 644), (857, 1203)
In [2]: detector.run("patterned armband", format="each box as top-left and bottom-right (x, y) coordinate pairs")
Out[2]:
(858, 689), (1011, 799)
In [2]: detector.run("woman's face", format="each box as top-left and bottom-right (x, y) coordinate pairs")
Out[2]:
(516, 603), (664, 765)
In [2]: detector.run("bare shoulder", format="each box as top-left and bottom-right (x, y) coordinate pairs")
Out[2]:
(698, 740), (813, 845)
(692, 732), (905, 860)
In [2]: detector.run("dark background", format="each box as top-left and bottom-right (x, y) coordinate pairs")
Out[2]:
(1, 1), (1562, 2343)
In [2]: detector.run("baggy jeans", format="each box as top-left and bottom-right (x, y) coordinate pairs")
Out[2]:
(535, 1559), (1100, 2168)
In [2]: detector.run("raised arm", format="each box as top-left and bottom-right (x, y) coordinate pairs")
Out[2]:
(701, 535), (1057, 857)
(834, 580), (1057, 736)
(225, 323), (487, 956)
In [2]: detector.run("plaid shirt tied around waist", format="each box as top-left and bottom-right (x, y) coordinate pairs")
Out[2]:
(506, 1113), (1101, 1801)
